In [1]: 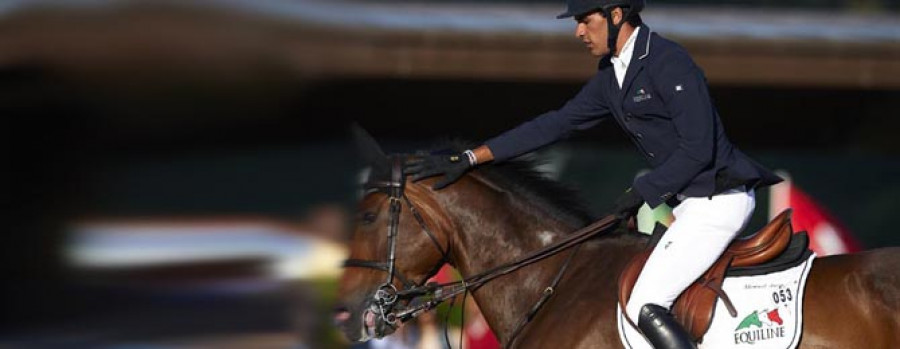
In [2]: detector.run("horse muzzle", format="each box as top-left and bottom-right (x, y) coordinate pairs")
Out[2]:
(333, 301), (400, 342)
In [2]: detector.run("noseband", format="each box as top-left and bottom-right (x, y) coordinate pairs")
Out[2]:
(342, 157), (450, 335)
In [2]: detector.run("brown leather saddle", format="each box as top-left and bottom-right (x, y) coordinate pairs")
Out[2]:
(618, 209), (799, 341)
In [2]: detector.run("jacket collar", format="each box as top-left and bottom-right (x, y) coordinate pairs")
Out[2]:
(619, 25), (652, 96)
(633, 24), (652, 61)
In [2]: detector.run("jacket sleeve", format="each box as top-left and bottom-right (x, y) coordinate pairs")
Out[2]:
(484, 73), (611, 162)
(633, 50), (715, 208)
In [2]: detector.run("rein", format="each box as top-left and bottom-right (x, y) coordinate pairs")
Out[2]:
(343, 157), (621, 345)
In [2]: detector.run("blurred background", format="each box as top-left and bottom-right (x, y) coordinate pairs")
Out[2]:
(3, 0), (899, 347)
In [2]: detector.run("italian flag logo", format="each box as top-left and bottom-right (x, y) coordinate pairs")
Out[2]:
(733, 307), (790, 344)
(735, 309), (784, 331)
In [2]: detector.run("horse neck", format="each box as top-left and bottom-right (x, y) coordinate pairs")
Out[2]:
(434, 174), (599, 342)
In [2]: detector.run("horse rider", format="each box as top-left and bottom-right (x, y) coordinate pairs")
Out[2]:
(404, 0), (783, 347)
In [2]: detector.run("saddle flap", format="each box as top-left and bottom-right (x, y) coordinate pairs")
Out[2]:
(672, 255), (733, 341)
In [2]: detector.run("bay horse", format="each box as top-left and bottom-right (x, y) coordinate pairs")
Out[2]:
(334, 137), (900, 348)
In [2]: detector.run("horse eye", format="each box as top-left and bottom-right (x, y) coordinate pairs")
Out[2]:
(360, 212), (378, 225)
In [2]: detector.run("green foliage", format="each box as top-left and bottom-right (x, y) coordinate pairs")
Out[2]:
(435, 294), (466, 328)
(308, 277), (350, 349)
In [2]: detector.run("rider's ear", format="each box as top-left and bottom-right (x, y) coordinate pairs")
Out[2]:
(351, 122), (390, 174)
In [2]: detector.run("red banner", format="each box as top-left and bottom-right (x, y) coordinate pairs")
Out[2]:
(769, 172), (861, 255)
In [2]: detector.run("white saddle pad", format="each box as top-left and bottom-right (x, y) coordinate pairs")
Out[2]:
(618, 253), (816, 349)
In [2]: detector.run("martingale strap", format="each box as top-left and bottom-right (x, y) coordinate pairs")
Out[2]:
(507, 244), (583, 347)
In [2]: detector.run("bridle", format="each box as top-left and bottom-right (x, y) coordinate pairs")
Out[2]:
(342, 157), (450, 336)
(342, 155), (622, 346)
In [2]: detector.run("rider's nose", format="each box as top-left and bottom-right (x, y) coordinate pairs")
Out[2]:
(574, 23), (585, 38)
(334, 305), (351, 326)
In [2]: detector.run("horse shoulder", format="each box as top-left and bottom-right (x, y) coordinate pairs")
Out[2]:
(515, 236), (645, 348)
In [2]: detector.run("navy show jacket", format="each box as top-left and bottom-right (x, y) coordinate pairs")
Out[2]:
(484, 25), (782, 208)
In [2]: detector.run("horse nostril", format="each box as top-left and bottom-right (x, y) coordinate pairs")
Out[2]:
(334, 306), (351, 326)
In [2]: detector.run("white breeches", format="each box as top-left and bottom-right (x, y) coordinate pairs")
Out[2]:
(625, 187), (756, 322)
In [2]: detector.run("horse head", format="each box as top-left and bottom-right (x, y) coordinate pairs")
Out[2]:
(334, 126), (455, 342)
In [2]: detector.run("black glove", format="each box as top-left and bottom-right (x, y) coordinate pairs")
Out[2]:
(405, 151), (474, 190)
(611, 187), (644, 219)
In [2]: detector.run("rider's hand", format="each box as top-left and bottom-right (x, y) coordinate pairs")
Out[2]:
(405, 151), (475, 190)
(611, 187), (644, 219)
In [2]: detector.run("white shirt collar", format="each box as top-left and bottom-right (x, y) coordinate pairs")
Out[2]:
(611, 26), (641, 88)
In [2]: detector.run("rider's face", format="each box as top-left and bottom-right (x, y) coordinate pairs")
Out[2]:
(574, 9), (625, 57)
(574, 12), (609, 57)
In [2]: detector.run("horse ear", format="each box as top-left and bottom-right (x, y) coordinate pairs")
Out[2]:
(350, 122), (389, 172)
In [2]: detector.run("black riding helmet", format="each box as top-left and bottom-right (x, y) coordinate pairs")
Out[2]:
(557, 0), (645, 55)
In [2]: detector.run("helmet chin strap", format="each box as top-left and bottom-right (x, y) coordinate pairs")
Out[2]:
(602, 6), (633, 56)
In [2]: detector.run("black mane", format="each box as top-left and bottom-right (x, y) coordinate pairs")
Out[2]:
(426, 141), (596, 229)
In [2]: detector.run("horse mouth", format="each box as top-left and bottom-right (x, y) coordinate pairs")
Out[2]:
(360, 305), (398, 341)
(336, 301), (399, 342)
(361, 308), (377, 340)
(335, 306), (379, 342)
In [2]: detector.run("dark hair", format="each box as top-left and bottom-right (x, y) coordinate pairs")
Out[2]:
(599, 8), (643, 27)
(627, 13), (643, 27)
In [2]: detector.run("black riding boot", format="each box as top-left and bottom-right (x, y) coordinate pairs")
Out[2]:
(638, 304), (697, 349)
